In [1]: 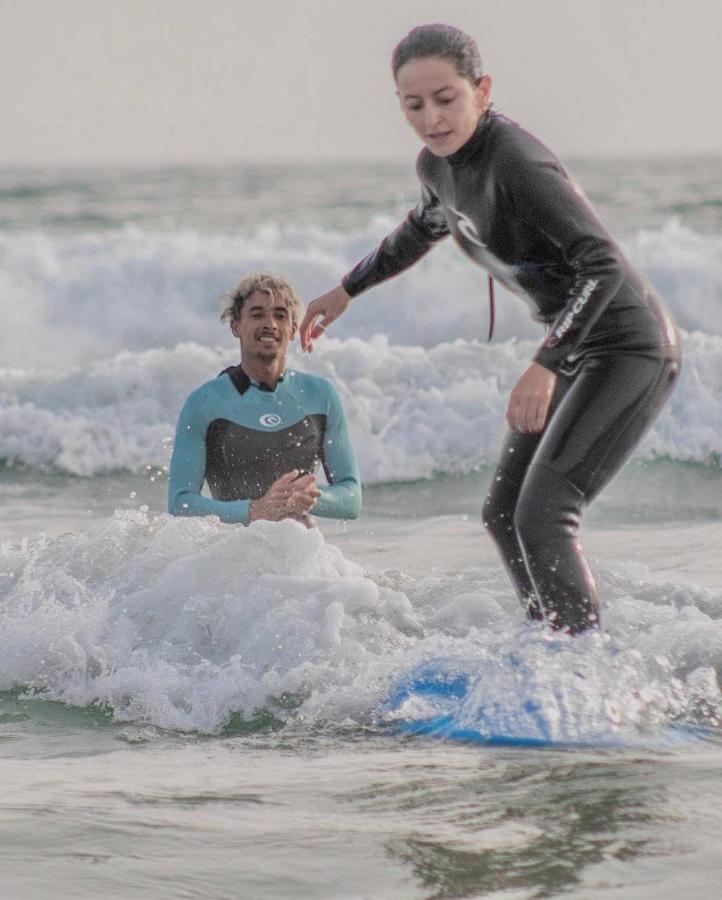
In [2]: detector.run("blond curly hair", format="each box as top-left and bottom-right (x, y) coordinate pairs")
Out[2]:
(221, 272), (304, 330)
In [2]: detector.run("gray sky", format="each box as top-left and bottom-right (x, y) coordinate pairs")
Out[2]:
(2, 0), (721, 163)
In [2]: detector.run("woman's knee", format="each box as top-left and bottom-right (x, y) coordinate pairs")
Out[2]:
(512, 497), (548, 555)
(482, 471), (520, 541)
(513, 465), (584, 554)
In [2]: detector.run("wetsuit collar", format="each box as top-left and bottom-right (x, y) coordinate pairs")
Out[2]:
(446, 108), (492, 169)
(222, 364), (286, 396)
(249, 369), (286, 392)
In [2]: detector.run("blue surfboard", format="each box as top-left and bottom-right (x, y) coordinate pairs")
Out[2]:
(381, 658), (714, 749)
(381, 659), (555, 747)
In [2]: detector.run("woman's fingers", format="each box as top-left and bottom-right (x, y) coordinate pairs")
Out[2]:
(300, 300), (339, 351)
(507, 362), (557, 433)
(533, 395), (552, 432)
(299, 285), (351, 352)
(525, 398), (544, 433)
(309, 317), (331, 341)
(299, 304), (324, 351)
(506, 396), (549, 433)
(301, 310), (333, 350)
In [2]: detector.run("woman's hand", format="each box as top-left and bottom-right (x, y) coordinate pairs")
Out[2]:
(299, 284), (351, 352)
(506, 362), (557, 433)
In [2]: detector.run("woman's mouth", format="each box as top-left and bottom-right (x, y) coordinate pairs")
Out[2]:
(427, 130), (452, 143)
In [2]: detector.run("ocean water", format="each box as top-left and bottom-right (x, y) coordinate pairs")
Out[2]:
(1, 156), (722, 899)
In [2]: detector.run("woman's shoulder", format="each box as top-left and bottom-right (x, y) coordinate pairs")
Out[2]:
(487, 110), (562, 169)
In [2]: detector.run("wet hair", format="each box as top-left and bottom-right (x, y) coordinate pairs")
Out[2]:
(391, 24), (483, 84)
(221, 272), (303, 330)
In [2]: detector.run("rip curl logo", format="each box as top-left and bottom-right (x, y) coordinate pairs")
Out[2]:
(448, 205), (486, 248)
(546, 278), (599, 346)
(259, 413), (282, 427)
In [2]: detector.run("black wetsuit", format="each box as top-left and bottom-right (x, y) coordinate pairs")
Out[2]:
(342, 109), (680, 633)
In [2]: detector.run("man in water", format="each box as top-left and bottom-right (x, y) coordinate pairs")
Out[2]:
(168, 272), (361, 525)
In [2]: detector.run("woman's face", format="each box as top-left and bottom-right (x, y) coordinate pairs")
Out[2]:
(396, 57), (491, 157)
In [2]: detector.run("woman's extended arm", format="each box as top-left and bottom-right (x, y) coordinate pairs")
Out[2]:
(300, 182), (449, 350)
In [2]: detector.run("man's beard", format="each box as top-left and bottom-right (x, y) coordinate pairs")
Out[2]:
(254, 348), (281, 364)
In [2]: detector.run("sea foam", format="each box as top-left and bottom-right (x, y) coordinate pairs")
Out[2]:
(1, 218), (721, 368)
(1, 331), (721, 478)
(2, 219), (721, 477)
(0, 511), (719, 737)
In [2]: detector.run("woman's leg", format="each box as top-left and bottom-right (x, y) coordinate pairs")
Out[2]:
(482, 374), (574, 620)
(485, 355), (680, 632)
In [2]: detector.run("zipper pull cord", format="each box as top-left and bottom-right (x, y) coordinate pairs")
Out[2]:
(487, 275), (495, 342)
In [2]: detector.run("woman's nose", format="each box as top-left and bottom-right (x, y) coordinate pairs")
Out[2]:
(423, 103), (442, 131)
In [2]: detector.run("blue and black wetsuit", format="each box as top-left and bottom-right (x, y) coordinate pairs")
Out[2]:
(343, 109), (680, 633)
(168, 365), (361, 524)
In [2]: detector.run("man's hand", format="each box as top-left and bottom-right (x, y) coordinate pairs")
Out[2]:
(299, 284), (351, 352)
(506, 362), (557, 433)
(248, 470), (321, 523)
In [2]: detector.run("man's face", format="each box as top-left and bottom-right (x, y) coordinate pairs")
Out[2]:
(231, 290), (295, 364)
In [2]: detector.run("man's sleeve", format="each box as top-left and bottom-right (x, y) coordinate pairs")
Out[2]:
(341, 182), (450, 298)
(313, 383), (362, 520)
(506, 154), (627, 372)
(168, 392), (251, 524)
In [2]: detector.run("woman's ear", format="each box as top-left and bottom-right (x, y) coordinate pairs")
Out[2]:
(230, 319), (241, 338)
(478, 74), (493, 111)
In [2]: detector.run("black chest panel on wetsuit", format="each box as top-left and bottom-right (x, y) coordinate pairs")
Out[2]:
(202, 366), (329, 502)
(205, 414), (327, 501)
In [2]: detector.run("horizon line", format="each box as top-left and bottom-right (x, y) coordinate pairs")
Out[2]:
(2, 149), (722, 170)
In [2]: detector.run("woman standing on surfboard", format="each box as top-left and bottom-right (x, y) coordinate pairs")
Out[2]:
(299, 24), (680, 634)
